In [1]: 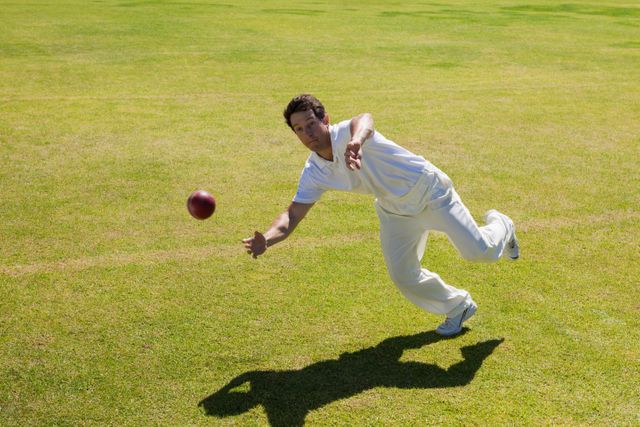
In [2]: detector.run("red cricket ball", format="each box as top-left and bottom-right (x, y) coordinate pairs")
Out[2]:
(187, 190), (216, 220)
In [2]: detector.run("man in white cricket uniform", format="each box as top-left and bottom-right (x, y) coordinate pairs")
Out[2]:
(243, 94), (519, 336)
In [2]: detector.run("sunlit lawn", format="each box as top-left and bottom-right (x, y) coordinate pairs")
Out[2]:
(1, 1), (639, 424)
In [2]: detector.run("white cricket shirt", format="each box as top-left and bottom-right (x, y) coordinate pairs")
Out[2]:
(293, 119), (453, 216)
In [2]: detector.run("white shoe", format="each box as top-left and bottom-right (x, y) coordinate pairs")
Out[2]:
(484, 209), (519, 261)
(436, 300), (477, 336)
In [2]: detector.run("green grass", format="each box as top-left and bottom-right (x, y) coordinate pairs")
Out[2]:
(1, 0), (639, 425)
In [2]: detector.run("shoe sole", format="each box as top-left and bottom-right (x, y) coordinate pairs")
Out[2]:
(508, 234), (520, 261)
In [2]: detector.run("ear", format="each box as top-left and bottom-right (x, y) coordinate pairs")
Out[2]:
(322, 113), (330, 125)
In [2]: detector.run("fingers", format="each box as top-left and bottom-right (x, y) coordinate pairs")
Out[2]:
(344, 142), (362, 171)
(242, 231), (261, 246)
(345, 151), (361, 170)
(345, 155), (361, 171)
(244, 244), (260, 258)
(242, 232), (266, 258)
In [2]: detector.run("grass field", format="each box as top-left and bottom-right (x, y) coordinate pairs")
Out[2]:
(1, 0), (639, 425)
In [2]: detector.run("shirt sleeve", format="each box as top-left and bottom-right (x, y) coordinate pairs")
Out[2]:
(292, 164), (325, 204)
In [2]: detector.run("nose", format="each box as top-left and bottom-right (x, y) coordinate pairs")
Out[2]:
(304, 125), (314, 136)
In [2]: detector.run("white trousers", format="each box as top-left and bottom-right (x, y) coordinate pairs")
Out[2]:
(375, 188), (515, 318)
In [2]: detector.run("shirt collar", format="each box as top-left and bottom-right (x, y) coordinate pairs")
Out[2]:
(309, 151), (335, 169)
(308, 123), (338, 169)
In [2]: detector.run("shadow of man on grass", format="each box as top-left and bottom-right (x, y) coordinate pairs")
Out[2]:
(199, 330), (503, 426)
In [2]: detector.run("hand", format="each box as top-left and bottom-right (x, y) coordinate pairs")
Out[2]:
(242, 231), (267, 259)
(345, 140), (362, 171)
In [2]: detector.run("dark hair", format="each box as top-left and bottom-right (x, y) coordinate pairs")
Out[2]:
(283, 94), (326, 130)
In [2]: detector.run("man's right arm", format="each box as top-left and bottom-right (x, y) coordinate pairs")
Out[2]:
(242, 201), (315, 258)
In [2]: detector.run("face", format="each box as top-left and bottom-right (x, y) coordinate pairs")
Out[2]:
(290, 109), (332, 156)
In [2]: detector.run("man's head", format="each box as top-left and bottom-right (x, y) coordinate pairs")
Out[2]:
(283, 94), (326, 130)
(283, 94), (332, 160)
